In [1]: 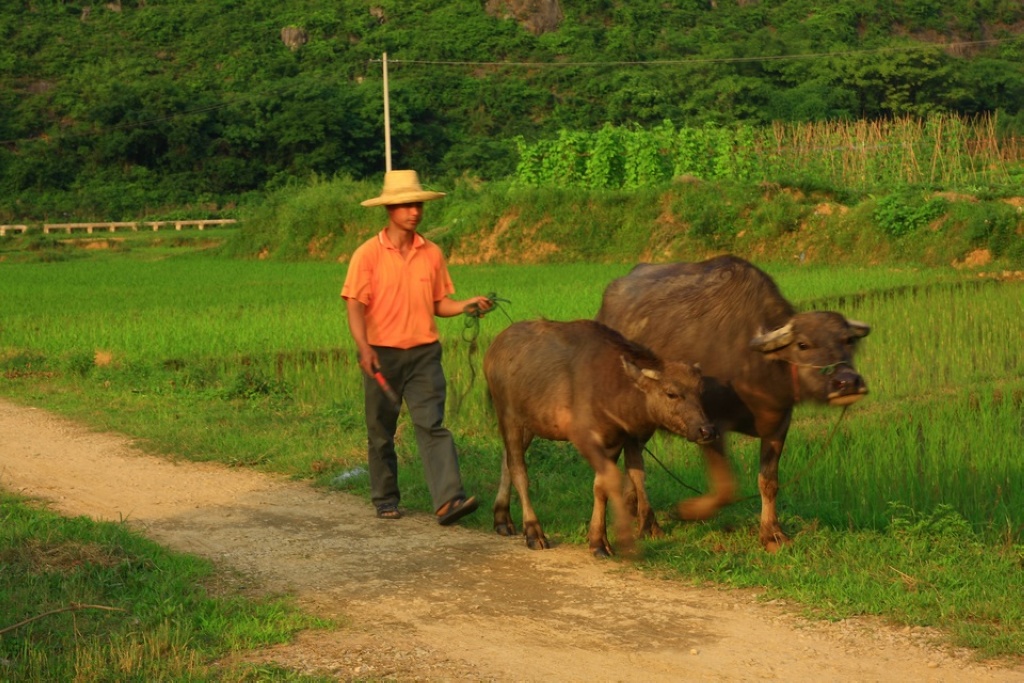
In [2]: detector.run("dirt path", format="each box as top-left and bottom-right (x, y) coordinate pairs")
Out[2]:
(1, 399), (1021, 682)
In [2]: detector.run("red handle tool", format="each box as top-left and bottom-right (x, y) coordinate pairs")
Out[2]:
(372, 365), (401, 407)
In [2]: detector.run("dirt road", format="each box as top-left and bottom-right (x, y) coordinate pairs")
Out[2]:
(1, 398), (1021, 682)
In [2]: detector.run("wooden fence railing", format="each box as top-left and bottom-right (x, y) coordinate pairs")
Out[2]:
(1, 219), (237, 236)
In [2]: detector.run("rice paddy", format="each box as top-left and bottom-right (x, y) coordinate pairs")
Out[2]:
(2, 254), (1021, 542)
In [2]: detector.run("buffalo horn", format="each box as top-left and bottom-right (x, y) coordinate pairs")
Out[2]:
(750, 321), (794, 352)
(846, 319), (871, 337)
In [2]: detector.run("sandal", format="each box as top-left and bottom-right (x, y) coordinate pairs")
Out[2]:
(375, 503), (402, 520)
(437, 496), (479, 526)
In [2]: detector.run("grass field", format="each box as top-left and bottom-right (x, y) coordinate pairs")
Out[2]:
(0, 490), (331, 681)
(2, 241), (1023, 668)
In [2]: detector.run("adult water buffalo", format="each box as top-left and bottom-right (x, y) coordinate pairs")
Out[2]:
(596, 255), (870, 551)
(484, 319), (717, 558)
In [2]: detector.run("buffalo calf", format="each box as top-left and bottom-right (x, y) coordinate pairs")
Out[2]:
(484, 319), (716, 558)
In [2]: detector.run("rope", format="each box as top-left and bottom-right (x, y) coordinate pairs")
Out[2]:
(646, 405), (851, 504)
(779, 405), (851, 493)
(643, 444), (704, 495)
(450, 292), (512, 416)
(461, 292), (512, 342)
(787, 360), (852, 375)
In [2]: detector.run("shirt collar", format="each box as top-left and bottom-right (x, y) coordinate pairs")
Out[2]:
(378, 230), (424, 251)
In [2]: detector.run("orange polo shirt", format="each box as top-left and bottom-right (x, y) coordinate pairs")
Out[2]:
(341, 230), (455, 349)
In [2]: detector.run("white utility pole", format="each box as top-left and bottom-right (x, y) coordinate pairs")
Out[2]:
(382, 52), (392, 172)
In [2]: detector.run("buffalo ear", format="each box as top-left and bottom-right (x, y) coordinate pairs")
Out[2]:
(621, 356), (660, 384)
(750, 321), (794, 353)
(621, 355), (642, 383)
(846, 319), (871, 338)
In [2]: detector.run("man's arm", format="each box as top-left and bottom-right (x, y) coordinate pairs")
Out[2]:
(345, 297), (377, 375)
(435, 295), (493, 318)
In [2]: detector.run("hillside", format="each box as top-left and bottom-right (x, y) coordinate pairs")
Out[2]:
(2, 0), (1024, 222)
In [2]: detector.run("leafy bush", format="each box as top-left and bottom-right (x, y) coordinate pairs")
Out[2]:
(963, 202), (1023, 257)
(228, 174), (379, 260)
(747, 187), (807, 239)
(873, 190), (947, 238)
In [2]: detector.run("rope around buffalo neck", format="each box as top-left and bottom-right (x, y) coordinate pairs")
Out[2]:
(788, 359), (851, 402)
(787, 359), (852, 374)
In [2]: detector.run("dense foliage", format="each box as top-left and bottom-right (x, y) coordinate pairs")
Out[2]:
(2, 0), (1024, 221)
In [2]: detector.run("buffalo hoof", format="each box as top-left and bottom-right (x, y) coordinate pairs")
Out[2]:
(526, 533), (550, 550)
(676, 497), (721, 521)
(636, 514), (664, 539)
(494, 521), (517, 537)
(591, 545), (613, 559)
(642, 521), (665, 539)
(760, 528), (792, 552)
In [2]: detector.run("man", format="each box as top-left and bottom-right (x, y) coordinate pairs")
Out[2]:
(342, 170), (492, 525)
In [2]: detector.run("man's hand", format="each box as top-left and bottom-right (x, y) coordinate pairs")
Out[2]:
(463, 294), (495, 318)
(371, 363), (401, 407)
(356, 345), (379, 377)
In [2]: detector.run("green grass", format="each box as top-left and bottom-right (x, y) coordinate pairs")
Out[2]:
(637, 504), (1024, 659)
(0, 492), (332, 682)
(1, 242), (1022, 660)
(219, 176), (1024, 269)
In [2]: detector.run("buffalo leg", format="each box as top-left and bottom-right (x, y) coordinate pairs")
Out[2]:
(623, 438), (663, 538)
(581, 443), (634, 558)
(491, 412), (525, 537)
(589, 471), (613, 557)
(500, 427), (549, 550)
(676, 437), (737, 521)
(612, 449), (638, 517)
(758, 434), (790, 552)
(492, 442), (516, 537)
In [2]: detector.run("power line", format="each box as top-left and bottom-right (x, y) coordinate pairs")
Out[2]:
(3, 37), (1016, 148)
(372, 39), (1013, 68)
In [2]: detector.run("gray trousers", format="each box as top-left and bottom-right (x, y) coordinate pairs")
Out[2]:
(363, 342), (466, 512)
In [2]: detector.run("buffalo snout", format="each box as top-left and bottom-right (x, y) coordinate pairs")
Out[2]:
(827, 368), (868, 406)
(695, 423), (718, 445)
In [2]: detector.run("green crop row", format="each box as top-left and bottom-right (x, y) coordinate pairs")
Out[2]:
(513, 113), (1024, 194)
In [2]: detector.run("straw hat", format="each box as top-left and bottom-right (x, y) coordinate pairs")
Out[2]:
(360, 170), (446, 207)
